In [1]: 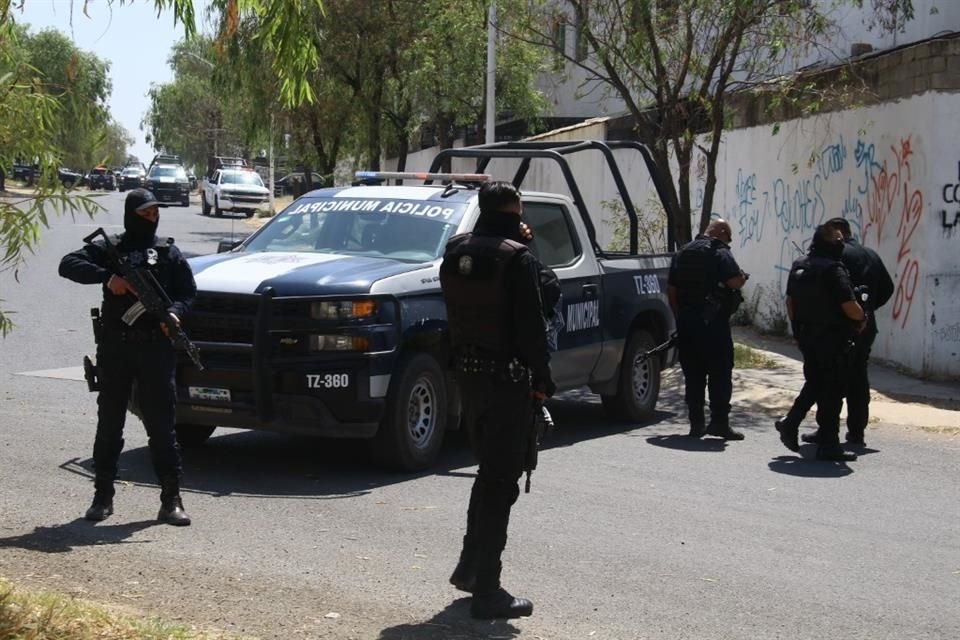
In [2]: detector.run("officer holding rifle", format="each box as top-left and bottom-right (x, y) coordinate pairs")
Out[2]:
(59, 188), (197, 526)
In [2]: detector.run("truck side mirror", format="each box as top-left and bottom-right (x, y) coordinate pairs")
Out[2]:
(217, 238), (245, 253)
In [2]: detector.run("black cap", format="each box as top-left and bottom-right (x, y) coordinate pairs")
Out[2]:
(125, 188), (159, 214)
(825, 217), (852, 237)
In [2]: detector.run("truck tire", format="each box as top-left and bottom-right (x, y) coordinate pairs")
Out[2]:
(175, 423), (216, 447)
(201, 192), (210, 216)
(371, 352), (447, 471)
(601, 328), (661, 422)
(213, 196), (223, 217)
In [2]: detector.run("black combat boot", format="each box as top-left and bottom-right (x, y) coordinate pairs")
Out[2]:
(85, 477), (115, 521)
(158, 482), (191, 526)
(84, 493), (114, 522)
(688, 410), (707, 438)
(800, 430), (821, 444)
(774, 417), (799, 452)
(449, 535), (477, 593)
(707, 421), (744, 440)
(470, 562), (533, 619)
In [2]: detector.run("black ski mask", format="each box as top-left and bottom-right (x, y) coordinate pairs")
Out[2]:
(124, 188), (159, 248)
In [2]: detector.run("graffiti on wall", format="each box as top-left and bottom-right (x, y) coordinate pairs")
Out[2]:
(939, 161), (960, 237)
(721, 133), (926, 330)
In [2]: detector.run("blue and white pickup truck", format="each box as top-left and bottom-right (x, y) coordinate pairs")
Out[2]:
(175, 141), (676, 470)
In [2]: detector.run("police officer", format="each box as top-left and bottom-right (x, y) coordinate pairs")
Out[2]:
(667, 219), (747, 440)
(780, 223), (866, 461)
(775, 217), (894, 447)
(439, 181), (554, 620)
(59, 188), (196, 525)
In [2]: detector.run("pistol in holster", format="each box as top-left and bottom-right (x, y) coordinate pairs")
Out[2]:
(83, 355), (100, 392)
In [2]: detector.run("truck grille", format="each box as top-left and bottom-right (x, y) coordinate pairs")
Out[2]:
(186, 293), (260, 344)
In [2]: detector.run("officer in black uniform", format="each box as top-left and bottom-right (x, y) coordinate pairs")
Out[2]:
(439, 181), (554, 620)
(775, 217), (893, 447)
(59, 188), (196, 525)
(667, 219), (747, 440)
(779, 223), (866, 461)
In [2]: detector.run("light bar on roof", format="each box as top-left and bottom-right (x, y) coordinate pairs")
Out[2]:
(355, 170), (491, 182)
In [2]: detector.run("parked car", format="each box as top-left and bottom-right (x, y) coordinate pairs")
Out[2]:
(118, 167), (146, 191)
(87, 167), (116, 191)
(145, 164), (191, 206)
(273, 171), (326, 197)
(58, 167), (83, 188)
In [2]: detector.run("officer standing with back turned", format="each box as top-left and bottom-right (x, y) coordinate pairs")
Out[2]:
(59, 188), (196, 525)
(780, 222), (866, 461)
(439, 181), (555, 620)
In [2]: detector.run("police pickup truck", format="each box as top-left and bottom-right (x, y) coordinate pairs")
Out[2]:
(175, 141), (676, 470)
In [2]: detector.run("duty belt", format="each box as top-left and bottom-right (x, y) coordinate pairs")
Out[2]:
(116, 327), (166, 342)
(455, 355), (530, 383)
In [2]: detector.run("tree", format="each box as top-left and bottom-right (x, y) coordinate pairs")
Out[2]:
(20, 27), (112, 169)
(515, 0), (915, 249)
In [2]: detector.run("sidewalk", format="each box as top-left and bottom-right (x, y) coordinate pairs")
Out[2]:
(728, 326), (960, 433)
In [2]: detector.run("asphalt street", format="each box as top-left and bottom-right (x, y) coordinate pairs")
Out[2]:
(0, 189), (958, 640)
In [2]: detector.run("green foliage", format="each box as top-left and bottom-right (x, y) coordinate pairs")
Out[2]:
(602, 194), (667, 254)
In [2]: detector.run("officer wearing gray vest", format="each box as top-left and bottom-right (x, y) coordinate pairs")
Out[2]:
(781, 222), (866, 461)
(667, 219), (747, 440)
(439, 181), (554, 620)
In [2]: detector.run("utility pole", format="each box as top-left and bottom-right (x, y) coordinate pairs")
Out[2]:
(485, 3), (496, 145)
(269, 113), (275, 214)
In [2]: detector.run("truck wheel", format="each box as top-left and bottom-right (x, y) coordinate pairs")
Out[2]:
(181, 195), (190, 207)
(175, 423), (216, 447)
(601, 328), (661, 422)
(371, 352), (447, 471)
(201, 193), (210, 216)
(214, 196), (223, 217)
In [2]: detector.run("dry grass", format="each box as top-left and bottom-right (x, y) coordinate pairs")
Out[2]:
(0, 578), (244, 640)
(733, 343), (781, 370)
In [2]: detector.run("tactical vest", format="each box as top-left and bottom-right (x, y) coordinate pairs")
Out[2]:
(97, 235), (177, 330)
(673, 237), (719, 307)
(788, 255), (848, 328)
(439, 233), (526, 357)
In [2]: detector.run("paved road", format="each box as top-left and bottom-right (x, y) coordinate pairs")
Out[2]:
(1, 190), (958, 639)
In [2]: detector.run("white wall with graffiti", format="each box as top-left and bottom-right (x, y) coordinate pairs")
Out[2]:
(694, 91), (959, 379)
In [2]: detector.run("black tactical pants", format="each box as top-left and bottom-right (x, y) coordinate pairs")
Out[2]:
(456, 371), (533, 595)
(677, 311), (734, 427)
(783, 330), (873, 440)
(797, 332), (852, 453)
(93, 337), (182, 496)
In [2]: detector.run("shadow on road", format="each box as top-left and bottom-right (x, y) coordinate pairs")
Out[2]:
(0, 518), (158, 554)
(59, 390), (675, 501)
(767, 453), (855, 478)
(645, 434), (729, 452)
(377, 598), (520, 640)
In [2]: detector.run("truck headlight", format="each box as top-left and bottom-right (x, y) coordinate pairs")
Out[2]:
(310, 300), (376, 320)
(309, 334), (370, 351)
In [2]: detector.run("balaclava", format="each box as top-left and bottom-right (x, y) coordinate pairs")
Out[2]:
(124, 188), (159, 248)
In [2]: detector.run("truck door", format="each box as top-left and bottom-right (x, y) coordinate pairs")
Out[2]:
(522, 200), (602, 389)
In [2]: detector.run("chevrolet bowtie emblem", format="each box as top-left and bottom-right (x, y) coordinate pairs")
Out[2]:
(280, 337), (299, 345)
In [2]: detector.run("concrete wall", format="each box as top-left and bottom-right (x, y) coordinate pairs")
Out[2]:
(698, 91), (959, 379)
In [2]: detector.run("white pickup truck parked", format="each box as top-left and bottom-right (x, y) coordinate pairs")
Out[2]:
(201, 166), (270, 218)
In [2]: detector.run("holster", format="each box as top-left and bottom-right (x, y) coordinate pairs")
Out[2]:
(83, 355), (100, 392)
(90, 307), (102, 344)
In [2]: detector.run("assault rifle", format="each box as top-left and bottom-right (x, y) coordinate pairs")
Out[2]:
(82, 227), (203, 371)
(524, 401), (554, 494)
(637, 331), (678, 364)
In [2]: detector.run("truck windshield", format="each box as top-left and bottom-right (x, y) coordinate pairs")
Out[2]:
(245, 196), (467, 263)
(221, 171), (263, 186)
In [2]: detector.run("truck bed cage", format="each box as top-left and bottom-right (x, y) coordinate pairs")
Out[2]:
(427, 140), (672, 257)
